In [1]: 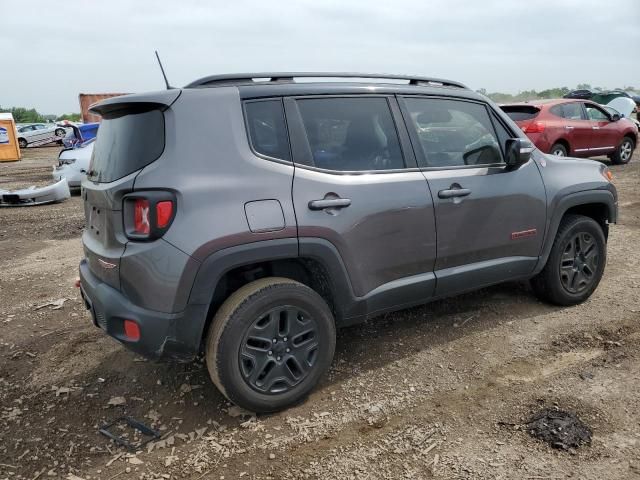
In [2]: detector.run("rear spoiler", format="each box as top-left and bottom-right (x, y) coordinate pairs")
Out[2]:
(89, 90), (181, 118)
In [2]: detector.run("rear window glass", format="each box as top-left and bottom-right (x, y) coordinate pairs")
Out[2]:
(244, 100), (291, 161)
(89, 108), (164, 183)
(499, 106), (539, 121)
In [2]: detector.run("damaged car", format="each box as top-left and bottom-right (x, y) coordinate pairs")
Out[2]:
(53, 139), (94, 190)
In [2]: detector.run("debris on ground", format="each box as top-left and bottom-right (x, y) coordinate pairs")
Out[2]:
(34, 298), (68, 310)
(526, 408), (592, 450)
(0, 178), (70, 207)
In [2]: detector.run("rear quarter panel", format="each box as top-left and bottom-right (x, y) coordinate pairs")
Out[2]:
(132, 87), (298, 261)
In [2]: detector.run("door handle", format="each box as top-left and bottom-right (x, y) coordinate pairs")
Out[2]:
(438, 188), (471, 199)
(592, 126), (599, 130)
(308, 198), (352, 210)
(565, 126), (574, 130)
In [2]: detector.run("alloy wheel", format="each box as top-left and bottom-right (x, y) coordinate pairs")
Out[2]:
(552, 149), (565, 157)
(239, 306), (319, 394)
(620, 140), (633, 162)
(559, 232), (600, 294)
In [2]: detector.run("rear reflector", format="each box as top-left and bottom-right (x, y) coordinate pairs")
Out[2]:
(156, 201), (174, 228)
(134, 199), (150, 235)
(523, 121), (546, 133)
(123, 320), (141, 341)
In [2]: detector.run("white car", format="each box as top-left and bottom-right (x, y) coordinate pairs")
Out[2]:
(52, 140), (94, 189)
(16, 123), (68, 148)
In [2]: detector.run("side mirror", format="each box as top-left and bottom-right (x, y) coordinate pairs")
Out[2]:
(505, 138), (533, 168)
(610, 113), (621, 122)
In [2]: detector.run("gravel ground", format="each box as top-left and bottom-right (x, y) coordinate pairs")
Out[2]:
(1, 147), (639, 480)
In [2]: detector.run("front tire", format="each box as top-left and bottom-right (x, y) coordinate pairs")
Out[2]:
(206, 277), (336, 413)
(611, 136), (634, 165)
(550, 143), (568, 157)
(54, 128), (66, 137)
(531, 215), (606, 306)
(18, 138), (27, 149)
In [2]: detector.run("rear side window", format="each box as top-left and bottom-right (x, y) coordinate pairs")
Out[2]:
(500, 106), (540, 122)
(404, 98), (503, 168)
(244, 100), (291, 161)
(295, 97), (404, 171)
(89, 108), (164, 183)
(549, 105), (564, 117)
(559, 102), (585, 120)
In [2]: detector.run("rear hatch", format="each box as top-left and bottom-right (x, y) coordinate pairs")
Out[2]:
(82, 91), (179, 289)
(500, 105), (541, 131)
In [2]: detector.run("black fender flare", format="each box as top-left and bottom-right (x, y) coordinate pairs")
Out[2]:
(185, 237), (360, 345)
(535, 189), (617, 273)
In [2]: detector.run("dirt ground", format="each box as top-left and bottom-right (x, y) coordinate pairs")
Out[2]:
(1, 146), (639, 480)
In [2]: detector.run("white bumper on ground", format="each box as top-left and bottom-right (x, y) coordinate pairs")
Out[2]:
(0, 179), (71, 206)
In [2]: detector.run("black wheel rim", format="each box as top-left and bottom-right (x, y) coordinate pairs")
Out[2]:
(239, 306), (319, 394)
(559, 232), (600, 294)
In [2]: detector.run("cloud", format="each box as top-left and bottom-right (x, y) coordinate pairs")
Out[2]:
(1, 0), (638, 113)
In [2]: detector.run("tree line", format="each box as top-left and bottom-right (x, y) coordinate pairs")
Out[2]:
(0, 106), (81, 123)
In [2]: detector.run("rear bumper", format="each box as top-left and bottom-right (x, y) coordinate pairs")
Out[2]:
(52, 166), (83, 188)
(79, 258), (208, 361)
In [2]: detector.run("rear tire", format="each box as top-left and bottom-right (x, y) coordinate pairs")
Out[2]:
(531, 215), (606, 306)
(54, 128), (66, 137)
(550, 143), (568, 157)
(206, 277), (336, 413)
(611, 136), (634, 165)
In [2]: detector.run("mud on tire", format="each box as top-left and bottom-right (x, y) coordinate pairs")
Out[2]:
(531, 214), (606, 306)
(206, 277), (336, 413)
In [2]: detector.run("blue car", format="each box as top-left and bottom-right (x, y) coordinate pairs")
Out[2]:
(62, 122), (99, 148)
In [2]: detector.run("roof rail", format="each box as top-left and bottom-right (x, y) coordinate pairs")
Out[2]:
(185, 72), (467, 89)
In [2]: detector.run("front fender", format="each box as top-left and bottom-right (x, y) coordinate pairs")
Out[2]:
(535, 189), (617, 273)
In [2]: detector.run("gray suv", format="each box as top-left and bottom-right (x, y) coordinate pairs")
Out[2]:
(79, 73), (617, 412)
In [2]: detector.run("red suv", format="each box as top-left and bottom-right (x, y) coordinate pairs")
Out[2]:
(501, 99), (637, 164)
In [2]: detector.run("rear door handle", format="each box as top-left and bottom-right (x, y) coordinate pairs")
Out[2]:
(565, 126), (574, 130)
(308, 198), (352, 210)
(438, 188), (471, 199)
(592, 126), (600, 130)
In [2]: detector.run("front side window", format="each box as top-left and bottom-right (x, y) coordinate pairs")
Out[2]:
(295, 97), (404, 171)
(244, 100), (291, 161)
(403, 98), (503, 168)
(585, 104), (609, 121)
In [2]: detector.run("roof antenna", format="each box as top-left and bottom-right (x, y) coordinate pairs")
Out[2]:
(155, 50), (173, 89)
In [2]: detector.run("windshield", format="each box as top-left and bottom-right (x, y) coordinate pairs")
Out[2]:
(88, 108), (164, 183)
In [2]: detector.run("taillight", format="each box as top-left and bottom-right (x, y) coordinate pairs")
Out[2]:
(523, 121), (546, 133)
(134, 199), (150, 235)
(156, 201), (173, 228)
(123, 192), (176, 241)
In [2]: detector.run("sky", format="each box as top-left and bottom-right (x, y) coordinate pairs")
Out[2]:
(2, 0), (639, 114)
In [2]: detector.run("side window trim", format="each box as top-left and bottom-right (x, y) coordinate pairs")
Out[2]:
(285, 94), (411, 175)
(242, 97), (293, 165)
(398, 95), (507, 171)
(488, 110), (515, 157)
(579, 102), (589, 121)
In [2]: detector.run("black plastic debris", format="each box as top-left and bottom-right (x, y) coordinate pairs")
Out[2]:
(527, 408), (592, 450)
(99, 416), (161, 451)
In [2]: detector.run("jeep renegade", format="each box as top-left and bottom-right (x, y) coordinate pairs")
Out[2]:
(79, 73), (617, 412)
